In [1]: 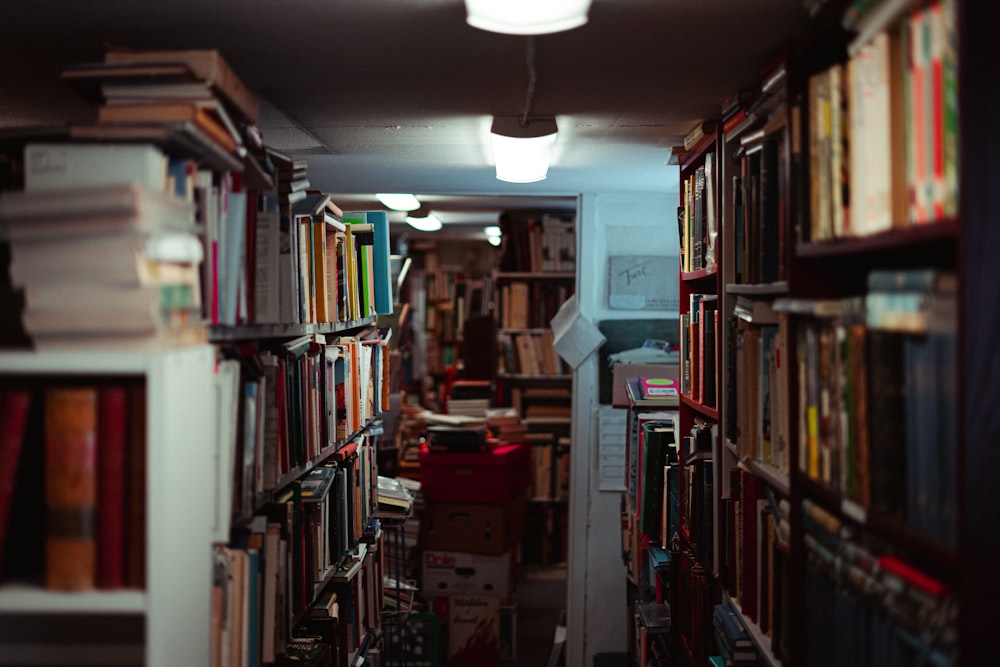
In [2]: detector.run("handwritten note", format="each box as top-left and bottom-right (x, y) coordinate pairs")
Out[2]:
(607, 255), (679, 311)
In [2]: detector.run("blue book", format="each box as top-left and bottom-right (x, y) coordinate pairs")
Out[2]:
(367, 210), (394, 315)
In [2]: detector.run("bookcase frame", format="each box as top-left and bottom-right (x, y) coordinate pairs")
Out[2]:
(0, 345), (216, 667)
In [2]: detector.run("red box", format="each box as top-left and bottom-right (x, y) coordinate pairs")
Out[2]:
(419, 442), (530, 503)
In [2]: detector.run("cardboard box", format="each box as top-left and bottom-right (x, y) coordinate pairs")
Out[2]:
(422, 549), (514, 597)
(447, 594), (501, 667)
(420, 492), (526, 555)
(419, 442), (530, 503)
(611, 362), (679, 408)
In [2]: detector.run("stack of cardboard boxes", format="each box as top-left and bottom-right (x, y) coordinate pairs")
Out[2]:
(418, 442), (530, 666)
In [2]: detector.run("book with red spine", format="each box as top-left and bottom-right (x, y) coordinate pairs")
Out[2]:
(97, 385), (128, 589)
(0, 388), (32, 574)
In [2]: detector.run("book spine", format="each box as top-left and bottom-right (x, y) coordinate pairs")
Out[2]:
(0, 388), (32, 569)
(97, 385), (127, 589)
(44, 386), (99, 590)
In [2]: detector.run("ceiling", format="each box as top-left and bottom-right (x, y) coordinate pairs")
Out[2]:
(0, 0), (843, 240)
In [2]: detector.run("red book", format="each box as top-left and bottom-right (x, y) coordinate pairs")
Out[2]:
(97, 385), (127, 589)
(739, 469), (763, 622)
(124, 382), (147, 588)
(44, 386), (99, 591)
(0, 388), (32, 572)
(639, 377), (680, 401)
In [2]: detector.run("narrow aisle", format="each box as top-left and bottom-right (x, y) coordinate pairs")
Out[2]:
(505, 563), (567, 667)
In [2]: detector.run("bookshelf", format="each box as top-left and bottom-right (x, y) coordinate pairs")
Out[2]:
(0, 47), (399, 667)
(616, 379), (679, 667)
(710, 49), (794, 667)
(406, 241), (494, 410)
(0, 346), (216, 667)
(208, 219), (396, 667)
(667, 117), (725, 667)
(493, 213), (576, 566)
(643, 1), (987, 665)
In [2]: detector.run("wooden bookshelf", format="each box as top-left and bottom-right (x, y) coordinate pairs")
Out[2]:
(640, 2), (985, 665)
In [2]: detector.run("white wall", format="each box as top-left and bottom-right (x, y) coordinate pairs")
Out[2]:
(566, 192), (679, 666)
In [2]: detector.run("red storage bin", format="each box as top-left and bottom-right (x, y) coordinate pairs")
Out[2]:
(418, 442), (530, 503)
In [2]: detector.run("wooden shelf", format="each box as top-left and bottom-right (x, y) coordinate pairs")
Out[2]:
(208, 316), (377, 341)
(495, 271), (574, 280)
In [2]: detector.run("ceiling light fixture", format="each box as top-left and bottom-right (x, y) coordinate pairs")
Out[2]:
(375, 193), (421, 212)
(465, 0), (592, 35)
(405, 208), (443, 232)
(491, 116), (558, 183)
(485, 224), (502, 246)
(490, 38), (558, 183)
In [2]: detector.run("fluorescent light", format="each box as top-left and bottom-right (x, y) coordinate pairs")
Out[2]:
(376, 193), (421, 211)
(465, 0), (592, 35)
(405, 213), (443, 232)
(490, 116), (558, 183)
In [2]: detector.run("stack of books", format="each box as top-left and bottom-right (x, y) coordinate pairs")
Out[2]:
(447, 379), (493, 418)
(61, 47), (264, 176)
(0, 142), (206, 349)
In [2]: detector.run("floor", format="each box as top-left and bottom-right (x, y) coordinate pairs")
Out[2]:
(379, 561), (567, 667)
(504, 563), (567, 667)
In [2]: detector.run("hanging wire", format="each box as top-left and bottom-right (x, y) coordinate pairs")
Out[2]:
(521, 36), (536, 128)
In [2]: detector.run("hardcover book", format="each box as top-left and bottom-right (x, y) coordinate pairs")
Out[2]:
(0, 388), (32, 575)
(44, 386), (99, 590)
(96, 385), (127, 589)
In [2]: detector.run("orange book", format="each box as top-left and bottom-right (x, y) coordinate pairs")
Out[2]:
(97, 101), (240, 156)
(44, 386), (99, 591)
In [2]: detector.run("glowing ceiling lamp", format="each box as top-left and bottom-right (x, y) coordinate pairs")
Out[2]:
(405, 209), (443, 232)
(490, 116), (558, 183)
(485, 224), (502, 246)
(465, 0), (592, 35)
(375, 193), (421, 212)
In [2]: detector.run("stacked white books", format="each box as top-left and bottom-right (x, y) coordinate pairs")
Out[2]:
(0, 142), (206, 349)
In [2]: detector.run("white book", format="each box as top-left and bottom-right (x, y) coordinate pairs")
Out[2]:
(23, 142), (168, 192)
(254, 208), (281, 324)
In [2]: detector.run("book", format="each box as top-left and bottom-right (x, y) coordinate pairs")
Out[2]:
(639, 423), (675, 537)
(376, 475), (413, 513)
(639, 376), (681, 401)
(0, 388), (32, 576)
(123, 382), (146, 589)
(9, 232), (203, 289)
(67, 120), (244, 173)
(22, 142), (168, 192)
(0, 183), (196, 239)
(102, 48), (259, 124)
(96, 385), (128, 589)
(367, 210), (393, 316)
(44, 386), (99, 590)
(99, 79), (216, 103)
(96, 100), (242, 156)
